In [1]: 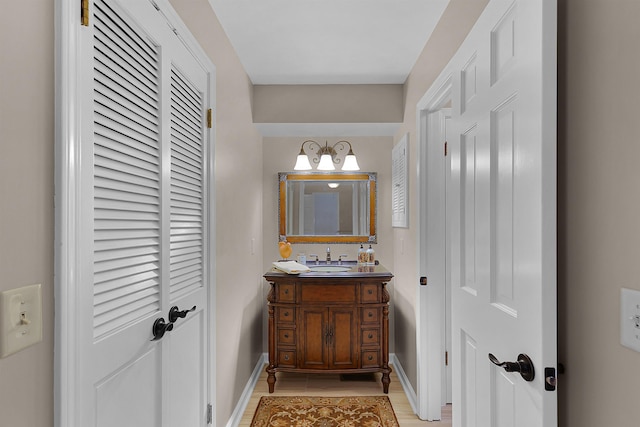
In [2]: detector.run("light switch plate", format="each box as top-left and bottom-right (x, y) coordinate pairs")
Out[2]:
(621, 287), (640, 353)
(0, 284), (43, 358)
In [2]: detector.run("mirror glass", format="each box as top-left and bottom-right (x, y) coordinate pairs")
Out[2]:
(279, 172), (377, 244)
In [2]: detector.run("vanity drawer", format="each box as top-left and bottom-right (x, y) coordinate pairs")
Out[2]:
(300, 284), (356, 303)
(277, 284), (296, 302)
(361, 284), (380, 303)
(361, 307), (380, 324)
(277, 307), (295, 323)
(278, 349), (296, 367)
(361, 328), (380, 345)
(361, 350), (380, 368)
(278, 328), (296, 345)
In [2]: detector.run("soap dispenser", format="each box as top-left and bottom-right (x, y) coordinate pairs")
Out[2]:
(366, 245), (375, 265)
(358, 244), (366, 264)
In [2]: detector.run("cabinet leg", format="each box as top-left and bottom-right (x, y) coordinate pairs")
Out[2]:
(382, 372), (390, 393)
(266, 369), (276, 393)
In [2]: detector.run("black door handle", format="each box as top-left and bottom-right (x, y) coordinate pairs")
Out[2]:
(151, 317), (173, 341)
(168, 305), (196, 323)
(488, 353), (535, 382)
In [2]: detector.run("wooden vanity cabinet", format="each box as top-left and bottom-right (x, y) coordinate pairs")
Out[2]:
(264, 269), (393, 393)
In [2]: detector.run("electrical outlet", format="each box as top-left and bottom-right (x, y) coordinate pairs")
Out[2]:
(0, 284), (43, 358)
(621, 288), (640, 353)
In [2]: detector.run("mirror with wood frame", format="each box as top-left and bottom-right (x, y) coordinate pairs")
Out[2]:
(278, 172), (377, 244)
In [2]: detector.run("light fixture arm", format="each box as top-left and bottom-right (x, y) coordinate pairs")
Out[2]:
(296, 140), (356, 169)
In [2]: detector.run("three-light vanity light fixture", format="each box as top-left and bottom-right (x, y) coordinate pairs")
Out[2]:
(293, 140), (360, 171)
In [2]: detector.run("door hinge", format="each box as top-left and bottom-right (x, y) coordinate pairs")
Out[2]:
(80, 0), (89, 26)
(444, 141), (448, 156)
(206, 108), (213, 129)
(445, 351), (449, 366)
(207, 403), (212, 424)
(419, 276), (427, 286)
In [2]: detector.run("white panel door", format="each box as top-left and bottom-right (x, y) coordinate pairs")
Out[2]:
(75, 1), (213, 426)
(449, 0), (556, 426)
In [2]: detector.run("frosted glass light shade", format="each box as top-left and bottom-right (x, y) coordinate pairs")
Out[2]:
(294, 153), (312, 170)
(317, 154), (335, 170)
(341, 153), (360, 171)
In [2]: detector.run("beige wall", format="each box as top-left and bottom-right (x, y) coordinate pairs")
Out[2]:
(253, 84), (404, 124)
(169, 1), (264, 426)
(391, 0), (489, 391)
(0, 1), (55, 426)
(558, 0), (640, 426)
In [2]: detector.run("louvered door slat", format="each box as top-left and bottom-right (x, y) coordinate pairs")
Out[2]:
(94, 57), (158, 109)
(171, 71), (202, 112)
(94, 131), (159, 163)
(94, 295), (160, 337)
(95, 237), (160, 254)
(172, 169), (201, 188)
(95, 155), (159, 181)
(94, 98), (158, 141)
(169, 67), (204, 301)
(94, 2), (158, 86)
(94, 270), (159, 296)
(172, 152), (202, 175)
(93, 279), (159, 307)
(392, 135), (409, 227)
(171, 95), (202, 135)
(171, 127), (202, 153)
(93, 0), (161, 339)
(171, 142), (201, 166)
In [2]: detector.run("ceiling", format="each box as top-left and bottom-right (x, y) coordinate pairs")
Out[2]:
(207, 0), (451, 85)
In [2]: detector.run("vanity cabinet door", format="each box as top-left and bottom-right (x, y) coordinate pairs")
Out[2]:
(299, 307), (329, 369)
(298, 307), (357, 370)
(328, 308), (358, 369)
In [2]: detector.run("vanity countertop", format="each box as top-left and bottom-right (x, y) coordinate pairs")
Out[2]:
(264, 261), (393, 280)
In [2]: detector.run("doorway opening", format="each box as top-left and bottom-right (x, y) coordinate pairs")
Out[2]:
(416, 76), (452, 421)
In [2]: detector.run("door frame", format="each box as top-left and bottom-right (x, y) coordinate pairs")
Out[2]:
(53, 1), (217, 425)
(416, 75), (453, 421)
(416, 0), (558, 423)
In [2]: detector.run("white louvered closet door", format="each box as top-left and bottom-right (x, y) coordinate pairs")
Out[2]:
(77, 1), (213, 426)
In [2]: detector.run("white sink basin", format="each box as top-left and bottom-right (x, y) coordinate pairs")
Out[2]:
(308, 266), (351, 272)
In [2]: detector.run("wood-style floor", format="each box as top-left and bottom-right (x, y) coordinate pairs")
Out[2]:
(238, 364), (452, 426)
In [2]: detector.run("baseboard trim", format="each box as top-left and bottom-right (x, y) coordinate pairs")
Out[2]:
(225, 353), (268, 427)
(390, 353), (418, 415)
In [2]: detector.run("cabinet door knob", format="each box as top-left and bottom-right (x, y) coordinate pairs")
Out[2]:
(284, 289), (289, 294)
(368, 289), (373, 295)
(368, 333), (373, 339)
(368, 355), (373, 361)
(284, 333), (289, 338)
(284, 311), (289, 317)
(368, 311), (373, 317)
(284, 354), (289, 361)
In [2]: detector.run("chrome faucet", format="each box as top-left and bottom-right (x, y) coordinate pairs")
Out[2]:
(326, 247), (331, 264)
(309, 254), (319, 265)
(338, 254), (348, 265)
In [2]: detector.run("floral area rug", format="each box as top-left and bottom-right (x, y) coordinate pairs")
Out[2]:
(250, 396), (399, 427)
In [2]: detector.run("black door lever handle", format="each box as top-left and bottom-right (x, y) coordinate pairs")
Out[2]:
(168, 305), (197, 323)
(488, 353), (535, 382)
(151, 317), (173, 341)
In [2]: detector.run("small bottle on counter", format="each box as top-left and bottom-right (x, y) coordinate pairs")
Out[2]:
(366, 245), (375, 265)
(358, 244), (366, 264)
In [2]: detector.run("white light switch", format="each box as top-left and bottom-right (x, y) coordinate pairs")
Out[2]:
(621, 287), (640, 353)
(0, 284), (43, 358)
